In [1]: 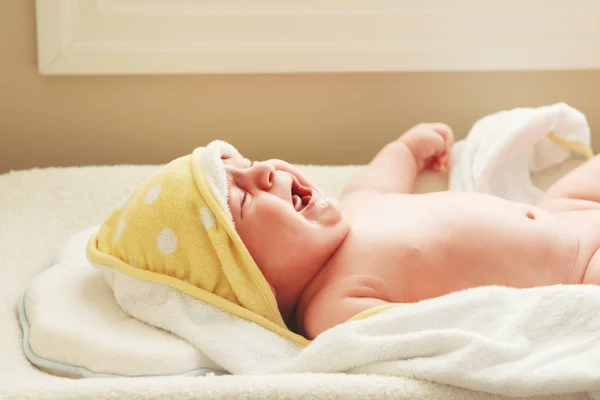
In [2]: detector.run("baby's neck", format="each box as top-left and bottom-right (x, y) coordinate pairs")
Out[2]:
(272, 225), (351, 334)
(276, 280), (309, 328)
(290, 240), (348, 336)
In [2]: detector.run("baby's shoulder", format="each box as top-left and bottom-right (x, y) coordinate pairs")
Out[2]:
(296, 284), (354, 340)
(297, 271), (390, 339)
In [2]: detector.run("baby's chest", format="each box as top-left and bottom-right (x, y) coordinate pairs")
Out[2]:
(345, 208), (439, 262)
(329, 225), (434, 302)
(338, 207), (578, 303)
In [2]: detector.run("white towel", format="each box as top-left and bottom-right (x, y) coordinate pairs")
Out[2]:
(450, 102), (593, 204)
(99, 265), (600, 397)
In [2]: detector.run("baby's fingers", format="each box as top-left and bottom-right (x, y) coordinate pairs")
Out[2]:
(428, 159), (442, 172)
(438, 151), (451, 171)
(430, 123), (453, 141)
(433, 124), (453, 171)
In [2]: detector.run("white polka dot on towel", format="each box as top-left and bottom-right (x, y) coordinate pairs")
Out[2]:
(199, 206), (215, 229)
(144, 184), (162, 205)
(114, 221), (125, 242)
(157, 228), (178, 255)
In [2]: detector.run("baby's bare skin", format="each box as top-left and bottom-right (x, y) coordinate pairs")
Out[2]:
(296, 125), (600, 339)
(297, 191), (600, 338)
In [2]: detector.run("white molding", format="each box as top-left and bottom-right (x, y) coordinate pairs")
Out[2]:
(36, 0), (600, 75)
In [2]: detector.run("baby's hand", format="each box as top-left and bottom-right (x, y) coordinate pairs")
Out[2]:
(399, 123), (454, 172)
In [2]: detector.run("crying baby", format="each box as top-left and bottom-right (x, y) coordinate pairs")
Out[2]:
(88, 123), (600, 340)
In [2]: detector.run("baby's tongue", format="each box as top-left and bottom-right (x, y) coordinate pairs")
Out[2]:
(292, 195), (302, 211)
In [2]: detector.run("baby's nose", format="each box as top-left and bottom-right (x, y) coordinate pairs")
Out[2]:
(242, 162), (274, 191)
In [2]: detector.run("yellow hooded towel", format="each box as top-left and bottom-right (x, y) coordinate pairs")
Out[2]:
(87, 140), (307, 346)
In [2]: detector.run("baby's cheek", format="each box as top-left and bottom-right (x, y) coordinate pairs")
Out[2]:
(236, 222), (269, 261)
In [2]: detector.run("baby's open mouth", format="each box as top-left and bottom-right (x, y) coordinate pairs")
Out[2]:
(291, 178), (312, 212)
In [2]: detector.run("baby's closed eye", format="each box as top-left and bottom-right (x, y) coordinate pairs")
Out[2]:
(240, 191), (248, 210)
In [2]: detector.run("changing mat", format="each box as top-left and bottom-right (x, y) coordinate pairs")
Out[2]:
(19, 160), (585, 379)
(18, 159), (600, 396)
(13, 103), (599, 399)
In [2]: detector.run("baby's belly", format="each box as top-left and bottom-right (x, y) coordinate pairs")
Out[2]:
(363, 192), (584, 303)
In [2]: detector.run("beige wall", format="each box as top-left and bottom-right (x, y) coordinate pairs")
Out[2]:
(1, 0), (600, 173)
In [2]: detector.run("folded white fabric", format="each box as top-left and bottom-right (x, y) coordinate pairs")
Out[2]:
(450, 102), (593, 204)
(20, 103), (600, 398)
(100, 264), (600, 397)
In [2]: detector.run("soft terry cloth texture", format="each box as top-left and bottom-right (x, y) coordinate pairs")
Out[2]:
(450, 102), (593, 203)
(97, 263), (600, 397)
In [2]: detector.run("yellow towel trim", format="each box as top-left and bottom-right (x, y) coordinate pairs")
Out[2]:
(87, 234), (310, 347)
(547, 132), (594, 160)
(349, 303), (399, 322)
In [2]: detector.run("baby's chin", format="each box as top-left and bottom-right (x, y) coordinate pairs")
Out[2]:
(303, 189), (345, 226)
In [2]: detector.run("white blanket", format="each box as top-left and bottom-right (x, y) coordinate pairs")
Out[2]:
(101, 265), (600, 397)
(277, 285), (600, 397)
(450, 102), (593, 203)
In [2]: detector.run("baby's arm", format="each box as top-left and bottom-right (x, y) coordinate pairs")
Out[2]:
(341, 123), (453, 197)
